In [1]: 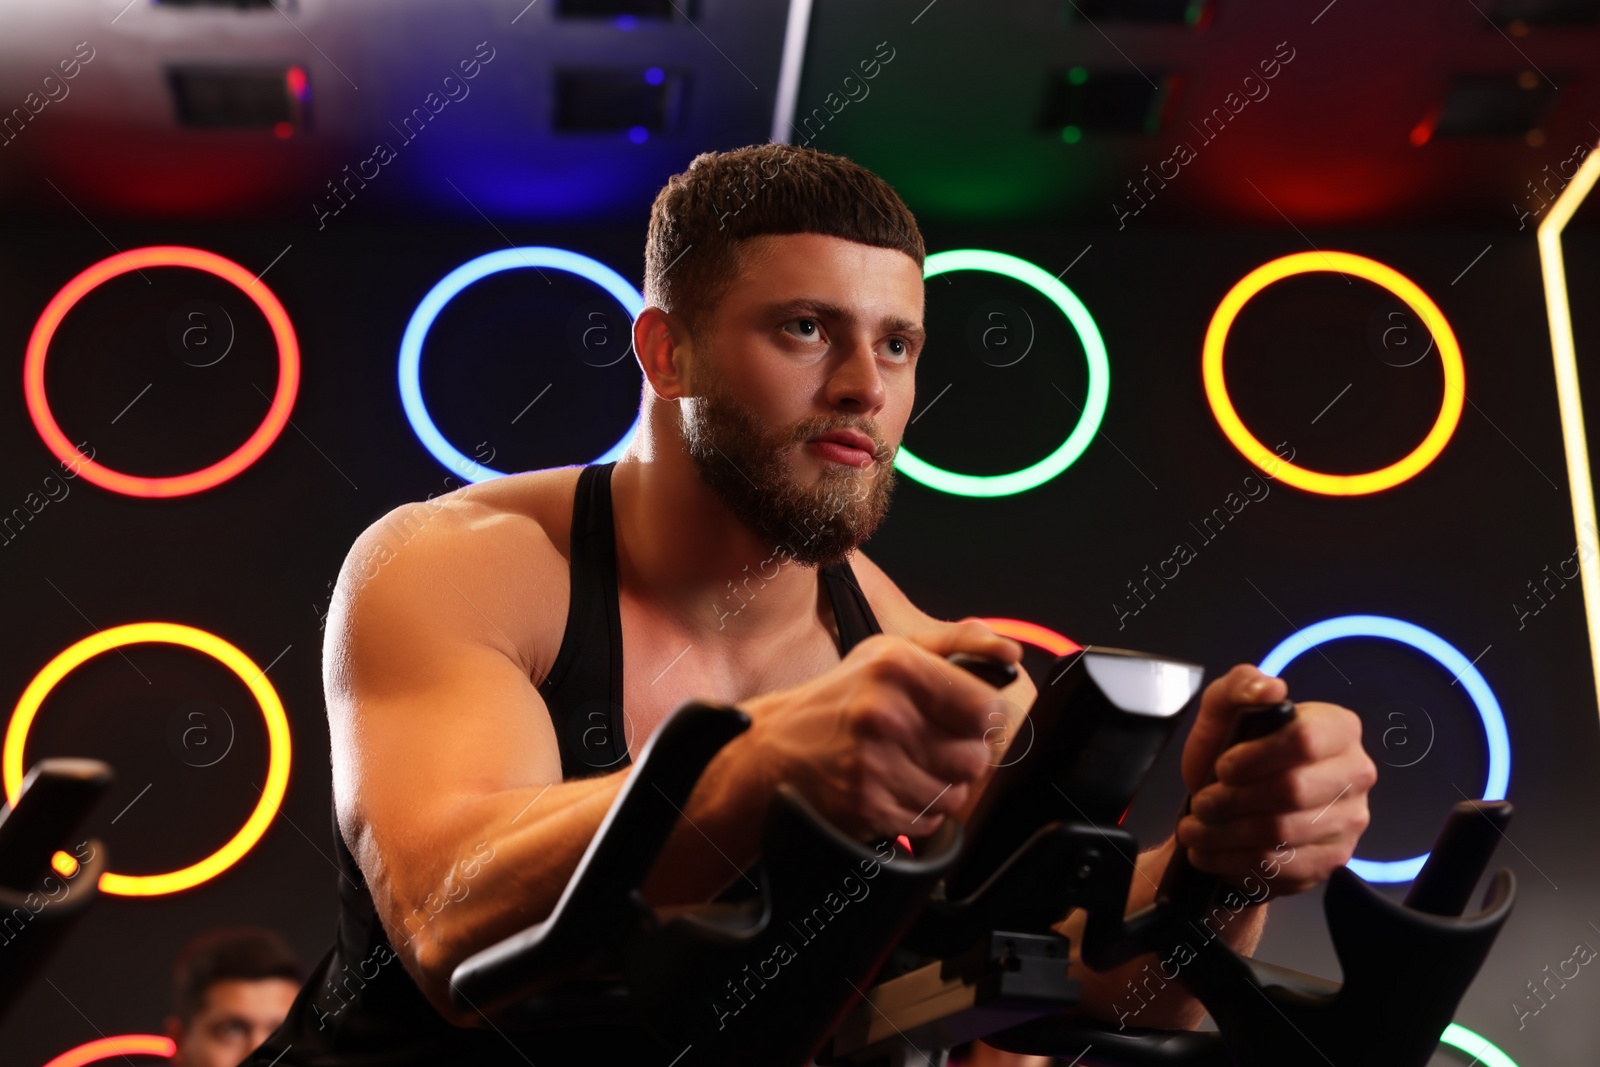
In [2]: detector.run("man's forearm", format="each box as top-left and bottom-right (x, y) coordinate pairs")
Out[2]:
(1052, 836), (1268, 1031)
(389, 731), (772, 1023)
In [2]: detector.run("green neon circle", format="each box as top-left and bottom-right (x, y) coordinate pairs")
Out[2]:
(894, 249), (1110, 498)
(1439, 1023), (1520, 1067)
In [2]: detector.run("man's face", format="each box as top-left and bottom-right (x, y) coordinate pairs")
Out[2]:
(168, 978), (299, 1067)
(678, 232), (925, 567)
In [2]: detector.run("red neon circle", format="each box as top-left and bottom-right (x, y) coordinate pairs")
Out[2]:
(978, 617), (1082, 657)
(24, 246), (301, 498)
(42, 1034), (173, 1067)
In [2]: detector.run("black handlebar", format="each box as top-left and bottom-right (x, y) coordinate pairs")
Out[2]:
(448, 647), (1516, 1067)
(0, 758), (113, 1023)
(0, 758), (111, 892)
(946, 650), (1020, 689)
(1156, 700), (1296, 918)
(1405, 799), (1513, 916)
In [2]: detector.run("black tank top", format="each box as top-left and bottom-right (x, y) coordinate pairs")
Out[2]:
(542, 461), (884, 777)
(247, 462), (882, 1065)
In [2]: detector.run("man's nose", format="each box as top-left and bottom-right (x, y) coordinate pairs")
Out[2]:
(825, 337), (888, 411)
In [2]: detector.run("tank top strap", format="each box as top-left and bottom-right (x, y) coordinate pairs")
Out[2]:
(538, 462), (631, 778)
(821, 557), (883, 654)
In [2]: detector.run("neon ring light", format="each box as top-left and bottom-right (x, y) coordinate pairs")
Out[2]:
(1203, 251), (1464, 495)
(42, 1035), (174, 1067)
(399, 247), (644, 482)
(1439, 1023), (1520, 1067)
(978, 617), (1082, 657)
(1258, 614), (1509, 883)
(24, 246), (301, 498)
(896, 249), (1110, 498)
(4, 623), (293, 897)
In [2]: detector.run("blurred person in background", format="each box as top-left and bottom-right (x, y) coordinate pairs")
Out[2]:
(164, 926), (304, 1067)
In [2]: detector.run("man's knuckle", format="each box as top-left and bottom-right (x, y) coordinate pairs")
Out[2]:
(849, 698), (897, 740)
(956, 742), (989, 781)
(941, 783), (970, 814)
(843, 751), (881, 799)
(853, 633), (896, 670)
(1277, 774), (1310, 811)
(1354, 755), (1379, 791)
(857, 782), (893, 824)
(1287, 722), (1320, 762)
(870, 639), (916, 678)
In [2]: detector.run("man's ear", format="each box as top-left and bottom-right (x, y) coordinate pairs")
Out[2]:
(634, 306), (691, 401)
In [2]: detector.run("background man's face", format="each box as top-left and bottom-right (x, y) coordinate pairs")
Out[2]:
(168, 978), (299, 1067)
(679, 232), (925, 567)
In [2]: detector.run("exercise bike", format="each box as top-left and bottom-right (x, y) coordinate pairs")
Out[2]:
(0, 758), (113, 1023)
(450, 645), (1516, 1067)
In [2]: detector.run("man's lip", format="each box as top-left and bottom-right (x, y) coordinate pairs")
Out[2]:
(808, 440), (875, 467)
(808, 431), (876, 453)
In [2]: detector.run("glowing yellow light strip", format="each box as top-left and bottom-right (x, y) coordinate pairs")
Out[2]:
(1537, 144), (1600, 721)
(1203, 251), (1465, 495)
(4, 622), (292, 896)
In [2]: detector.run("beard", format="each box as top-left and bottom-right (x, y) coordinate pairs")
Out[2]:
(680, 371), (897, 569)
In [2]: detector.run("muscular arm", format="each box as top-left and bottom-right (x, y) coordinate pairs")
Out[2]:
(326, 503), (774, 1026)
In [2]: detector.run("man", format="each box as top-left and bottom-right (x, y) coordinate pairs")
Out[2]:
(165, 927), (303, 1067)
(249, 143), (1375, 1063)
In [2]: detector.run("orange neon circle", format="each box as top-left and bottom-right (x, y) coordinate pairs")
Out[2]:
(1202, 251), (1465, 495)
(24, 246), (301, 498)
(978, 617), (1082, 657)
(4, 623), (292, 897)
(42, 1035), (173, 1067)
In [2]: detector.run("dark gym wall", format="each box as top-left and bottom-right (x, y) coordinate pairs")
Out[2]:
(2, 214), (1596, 1066)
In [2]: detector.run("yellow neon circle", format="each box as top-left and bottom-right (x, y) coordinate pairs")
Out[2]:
(4, 622), (292, 896)
(1203, 251), (1465, 495)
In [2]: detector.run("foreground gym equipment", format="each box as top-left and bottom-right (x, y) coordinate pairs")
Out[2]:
(0, 758), (112, 1023)
(452, 646), (1516, 1067)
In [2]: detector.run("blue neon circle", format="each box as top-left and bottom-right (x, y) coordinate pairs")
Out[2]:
(1258, 614), (1510, 883)
(399, 247), (644, 482)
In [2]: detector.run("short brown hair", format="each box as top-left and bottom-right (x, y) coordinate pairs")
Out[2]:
(172, 926), (303, 1025)
(643, 143), (925, 345)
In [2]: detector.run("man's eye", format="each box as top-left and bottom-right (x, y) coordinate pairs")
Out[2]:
(783, 318), (823, 341)
(885, 337), (913, 359)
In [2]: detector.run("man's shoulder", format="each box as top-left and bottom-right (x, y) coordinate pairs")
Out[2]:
(356, 463), (588, 563)
(350, 467), (579, 574)
(331, 467), (588, 662)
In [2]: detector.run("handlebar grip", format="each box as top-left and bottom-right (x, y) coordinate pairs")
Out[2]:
(865, 653), (1019, 859)
(1158, 700), (1295, 913)
(1404, 799), (1513, 916)
(947, 651), (1019, 689)
(0, 759), (113, 892)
